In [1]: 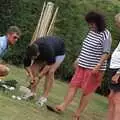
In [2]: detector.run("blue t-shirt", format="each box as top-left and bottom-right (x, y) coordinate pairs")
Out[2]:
(0, 36), (8, 57)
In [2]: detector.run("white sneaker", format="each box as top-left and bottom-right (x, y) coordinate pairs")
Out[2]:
(22, 92), (35, 100)
(37, 97), (47, 106)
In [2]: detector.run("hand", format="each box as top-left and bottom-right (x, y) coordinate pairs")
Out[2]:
(92, 64), (101, 74)
(73, 59), (78, 69)
(112, 74), (120, 84)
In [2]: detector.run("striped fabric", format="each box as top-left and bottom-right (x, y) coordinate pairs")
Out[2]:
(78, 29), (111, 71)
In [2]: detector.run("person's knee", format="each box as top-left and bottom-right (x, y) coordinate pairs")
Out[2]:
(113, 93), (120, 105)
(46, 68), (55, 81)
(49, 68), (55, 75)
(0, 67), (10, 76)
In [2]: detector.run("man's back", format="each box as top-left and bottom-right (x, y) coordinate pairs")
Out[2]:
(35, 36), (65, 56)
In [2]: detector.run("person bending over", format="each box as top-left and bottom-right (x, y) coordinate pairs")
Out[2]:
(23, 36), (65, 105)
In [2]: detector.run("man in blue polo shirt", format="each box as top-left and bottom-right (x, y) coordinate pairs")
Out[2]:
(23, 36), (65, 105)
(0, 26), (21, 77)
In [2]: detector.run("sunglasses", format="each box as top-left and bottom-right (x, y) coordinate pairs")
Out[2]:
(13, 36), (19, 40)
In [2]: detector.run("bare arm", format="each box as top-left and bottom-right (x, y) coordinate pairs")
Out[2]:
(39, 65), (50, 78)
(92, 53), (110, 73)
(73, 58), (79, 69)
(93, 30), (112, 73)
(25, 67), (34, 80)
(97, 53), (110, 66)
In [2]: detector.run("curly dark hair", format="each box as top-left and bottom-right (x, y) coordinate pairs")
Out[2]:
(85, 11), (106, 32)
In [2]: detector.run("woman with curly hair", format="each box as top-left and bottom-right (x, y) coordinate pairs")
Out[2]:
(50, 11), (112, 120)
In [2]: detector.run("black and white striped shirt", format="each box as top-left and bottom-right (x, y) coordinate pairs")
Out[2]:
(78, 29), (112, 71)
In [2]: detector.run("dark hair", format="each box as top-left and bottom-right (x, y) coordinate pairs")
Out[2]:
(26, 44), (39, 58)
(85, 11), (106, 32)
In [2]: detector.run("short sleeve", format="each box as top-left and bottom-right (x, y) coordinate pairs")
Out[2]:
(0, 37), (7, 56)
(102, 30), (112, 54)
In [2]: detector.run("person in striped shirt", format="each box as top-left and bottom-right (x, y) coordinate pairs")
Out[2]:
(55, 11), (112, 119)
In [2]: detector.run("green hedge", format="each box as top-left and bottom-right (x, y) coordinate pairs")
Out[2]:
(1, 0), (120, 94)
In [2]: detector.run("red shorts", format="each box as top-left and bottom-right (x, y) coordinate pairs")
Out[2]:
(70, 66), (104, 95)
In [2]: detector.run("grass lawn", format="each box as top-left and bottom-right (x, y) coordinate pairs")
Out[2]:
(0, 65), (108, 120)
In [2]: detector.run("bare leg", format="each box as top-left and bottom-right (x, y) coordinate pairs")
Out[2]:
(29, 63), (40, 94)
(43, 68), (55, 98)
(73, 93), (93, 120)
(0, 64), (9, 77)
(112, 92), (120, 120)
(113, 105), (120, 120)
(56, 86), (78, 111)
(30, 77), (39, 94)
(107, 90), (114, 120)
(43, 58), (64, 98)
